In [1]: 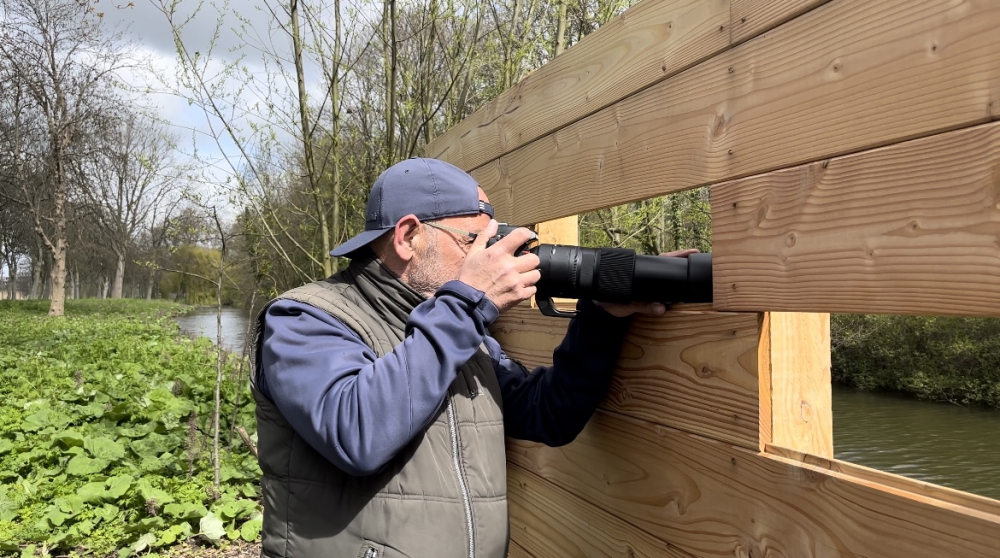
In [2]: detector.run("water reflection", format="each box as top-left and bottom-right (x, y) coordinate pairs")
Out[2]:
(833, 384), (1000, 500)
(174, 306), (251, 354)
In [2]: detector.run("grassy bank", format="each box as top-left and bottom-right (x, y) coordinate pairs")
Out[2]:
(0, 300), (261, 556)
(832, 314), (1000, 408)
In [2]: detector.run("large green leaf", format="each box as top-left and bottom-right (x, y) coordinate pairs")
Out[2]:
(65, 455), (108, 476)
(85, 436), (126, 462)
(0, 487), (19, 522)
(0, 439), (15, 455)
(213, 498), (258, 521)
(163, 502), (208, 520)
(105, 475), (133, 499)
(55, 495), (85, 515)
(78, 482), (108, 504)
(51, 431), (86, 449)
(22, 408), (71, 432)
(96, 503), (119, 523)
(131, 533), (157, 553)
(129, 433), (173, 458)
(240, 514), (263, 542)
(136, 479), (175, 506)
(199, 513), (226, 542)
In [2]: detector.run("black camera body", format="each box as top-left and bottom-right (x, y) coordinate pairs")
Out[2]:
(487, 224), (713, 317)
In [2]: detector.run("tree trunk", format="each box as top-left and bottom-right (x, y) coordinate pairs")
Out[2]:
(45, 134), (70, 317)
(9, 258), (17, 300)
(555, 0), (568, 56)
(111, 250), (125, 298)
(30, 244), (43, 299)
(331, 0), (342, 259)
(48, 236), (67, 316)
(290, 0), (332, 277)
(383, 0), (397, 162)
(146, 277), (155, 300)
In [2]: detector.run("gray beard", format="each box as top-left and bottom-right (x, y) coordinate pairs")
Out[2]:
(405, 235), (450, 298)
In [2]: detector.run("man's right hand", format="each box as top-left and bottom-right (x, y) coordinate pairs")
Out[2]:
(458, 220), (541, 313)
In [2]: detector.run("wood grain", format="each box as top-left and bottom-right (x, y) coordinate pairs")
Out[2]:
(508, 466), (697, 558)
(766, 444), (1000, 519)
(760, 313), (833, 457)
(730, 0), (831, 45)
(508, 411), (1000, 558)
(491, 305), (762, 449)
(424, 0), (730, 172)
(712, 121), (1000, 316)
(506, 539), (535, 558)
(470, 0), (1000, 226)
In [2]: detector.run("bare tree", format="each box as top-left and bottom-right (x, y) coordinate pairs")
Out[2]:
(79, 112), (180, 298)
(0, 0), (133, 315)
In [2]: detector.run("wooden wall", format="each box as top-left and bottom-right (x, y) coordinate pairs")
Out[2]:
(426, 0), (1000, 555)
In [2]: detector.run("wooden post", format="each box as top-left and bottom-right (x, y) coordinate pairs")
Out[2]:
(758, 312), (833, 457)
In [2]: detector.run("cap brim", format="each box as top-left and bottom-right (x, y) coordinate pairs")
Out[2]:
(330, 229), (389, 257)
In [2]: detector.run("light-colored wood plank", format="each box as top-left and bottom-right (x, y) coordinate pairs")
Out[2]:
(492, 305), (762, 449)
(471, 0), (1000, 226)
(712, 121), (1000, 316)
(760, 312), (832, 457)
(508, 466), (698, 558)
(730, 0), (831, 45)
(766, 444), (1000, 519)
(508, 411), (1000, 558)
(506, 539), (535, 558)
(424, 0), (731, 171)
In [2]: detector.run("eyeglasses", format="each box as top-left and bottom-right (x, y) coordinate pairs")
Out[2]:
(424, 220), (479, 242)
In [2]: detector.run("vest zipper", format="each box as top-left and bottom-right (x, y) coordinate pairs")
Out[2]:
(446, 395), (475, 558)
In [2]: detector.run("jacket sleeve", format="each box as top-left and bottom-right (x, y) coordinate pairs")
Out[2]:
(257, 280), (499, 476)
(488, 300), (632, 446)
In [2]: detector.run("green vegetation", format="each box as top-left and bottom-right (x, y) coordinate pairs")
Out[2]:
(0, 300), (261, 556)
(832, 314), (1000, 408)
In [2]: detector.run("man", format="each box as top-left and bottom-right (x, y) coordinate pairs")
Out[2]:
(251, 158), (694, 558)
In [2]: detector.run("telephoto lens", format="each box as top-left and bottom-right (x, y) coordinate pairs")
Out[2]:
(488, 224), (712, 317)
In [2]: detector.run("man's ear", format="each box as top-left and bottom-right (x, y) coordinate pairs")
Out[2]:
(391, 214), (423, 262)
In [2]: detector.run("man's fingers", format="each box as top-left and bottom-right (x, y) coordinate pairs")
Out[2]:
(494, 227), (536, 254)
(659, 248), (699, 258)
(471, 220), (499, 252)
(513, 253), (541, 273)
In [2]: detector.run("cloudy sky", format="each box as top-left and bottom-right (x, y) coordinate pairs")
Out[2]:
(102, 0), (333, 205)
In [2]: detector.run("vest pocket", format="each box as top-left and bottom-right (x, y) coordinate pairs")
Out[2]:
(358, 540), (385, 558)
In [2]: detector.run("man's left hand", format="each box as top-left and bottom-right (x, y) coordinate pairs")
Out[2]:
(594, 249), (700, 318)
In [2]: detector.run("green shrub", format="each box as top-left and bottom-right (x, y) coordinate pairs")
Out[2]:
(0, 300), (260, 556)
(832, 314), (1000, 408)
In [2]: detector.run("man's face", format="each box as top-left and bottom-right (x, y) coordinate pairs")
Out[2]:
(407, 188), (492, 298)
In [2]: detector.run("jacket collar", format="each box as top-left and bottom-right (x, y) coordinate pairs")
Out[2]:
(341, 249), (425, 331)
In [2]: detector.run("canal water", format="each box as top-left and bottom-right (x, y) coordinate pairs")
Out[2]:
(176, 308), (1000, 501)
(174, 306), (253, 354)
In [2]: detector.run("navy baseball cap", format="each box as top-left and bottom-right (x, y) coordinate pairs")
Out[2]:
(331, 158), (495, 257)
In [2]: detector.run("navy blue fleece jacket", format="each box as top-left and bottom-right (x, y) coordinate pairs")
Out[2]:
(257, 279), (631, 476)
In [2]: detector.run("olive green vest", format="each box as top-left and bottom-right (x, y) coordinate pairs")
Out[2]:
(251, 254), (508, 558)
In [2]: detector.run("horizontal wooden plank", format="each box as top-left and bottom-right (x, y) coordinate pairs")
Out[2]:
(507, 539), (534, 558)
(472, 0), (1000, 226)
(424, 0), (731, 172)
(491, 305), (762, 449)
(730, 0), (831, 45)
(766, 444), (1000, 520)
(712, 121), (1000, 316)
(508, 411), (1000, 558)
(508, 466), (697, 558)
